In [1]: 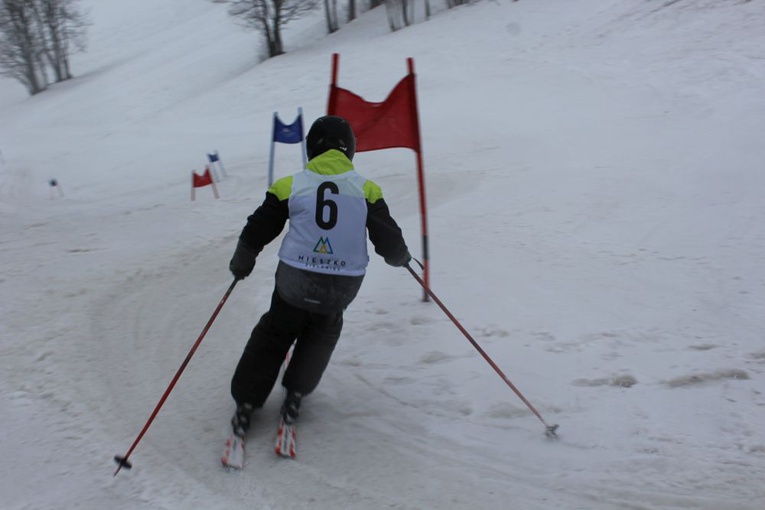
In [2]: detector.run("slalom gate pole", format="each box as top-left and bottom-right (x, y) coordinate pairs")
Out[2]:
(114, 278), (239, 475)
(404, 261), (558, 438)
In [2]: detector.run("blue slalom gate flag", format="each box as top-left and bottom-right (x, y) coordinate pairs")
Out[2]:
(206, 150), (226, 179)
(269, 108), (308, 186)
(273, 114), (304, 144)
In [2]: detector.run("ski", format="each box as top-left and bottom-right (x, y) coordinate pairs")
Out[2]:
(274, 417), (297, 458)
(221, 432), (245, 470)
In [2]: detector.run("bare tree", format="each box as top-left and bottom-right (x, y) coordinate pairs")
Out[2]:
(0, 0), (88, 95)
(347, 0), (356, 23)
(347, 0), (387, 24)
(0, 0), (47, 95)
(384, 0), (413, 31)
(32, 0), (89, 83)
(324, 0), (339, 33)
(227, 0), (318, 58)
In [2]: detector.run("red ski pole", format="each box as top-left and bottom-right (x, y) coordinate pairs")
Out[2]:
(404, 261), (558, 438)
(114, 278), (239, 475)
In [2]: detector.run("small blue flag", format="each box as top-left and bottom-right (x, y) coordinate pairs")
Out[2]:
(273, 114), (303, 144)
(207, 152), (219, 163)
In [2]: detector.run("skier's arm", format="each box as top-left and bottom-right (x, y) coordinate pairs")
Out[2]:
(229, 190), (289, 280)
(239, 191), (289, 252)
(366, 191), (410, 267)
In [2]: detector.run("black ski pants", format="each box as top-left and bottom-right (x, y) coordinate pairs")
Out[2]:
(231, 289), (343, 408)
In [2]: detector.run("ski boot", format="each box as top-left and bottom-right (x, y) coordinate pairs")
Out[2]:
(231, 402), (254, 438)
(280, 392), (302, 425)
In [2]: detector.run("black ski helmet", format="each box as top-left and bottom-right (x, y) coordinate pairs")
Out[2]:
(306, 116), (356, 161)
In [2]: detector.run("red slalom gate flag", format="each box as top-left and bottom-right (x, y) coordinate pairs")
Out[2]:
(193, 168), (213, 188)
(328, 75), (420, 154)
(191, 167), (219, 200)
(326, 54), (430, 301)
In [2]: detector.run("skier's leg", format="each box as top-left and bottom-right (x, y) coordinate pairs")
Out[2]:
(231, 290), (307, 410)
(281, 310), (344, 398)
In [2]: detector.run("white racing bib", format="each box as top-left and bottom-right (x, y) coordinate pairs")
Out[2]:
(279, 169), (370, 276)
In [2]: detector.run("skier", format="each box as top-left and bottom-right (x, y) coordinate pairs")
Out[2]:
(227, 115), (411, 440)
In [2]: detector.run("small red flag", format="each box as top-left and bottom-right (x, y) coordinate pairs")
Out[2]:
(191, 167), (219, 200)
(192, 168), (213, 188)
(328, 74), (420, 153)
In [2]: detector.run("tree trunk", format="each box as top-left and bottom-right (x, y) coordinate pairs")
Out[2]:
(325, 0), (338, 33)
(269, 16), (284, 56)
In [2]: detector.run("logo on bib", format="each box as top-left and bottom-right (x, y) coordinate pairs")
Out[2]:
(313, 237), (334, 254)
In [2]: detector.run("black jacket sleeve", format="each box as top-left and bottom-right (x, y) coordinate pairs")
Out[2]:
(238, 191), (289, 255)
(366, 198), (410, 266)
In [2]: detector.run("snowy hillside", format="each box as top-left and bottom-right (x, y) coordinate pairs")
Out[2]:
(1, 1), (764, 509)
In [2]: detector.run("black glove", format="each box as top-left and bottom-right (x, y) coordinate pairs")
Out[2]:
(385, 250), (412, 268)
(229, 240), (257, 280)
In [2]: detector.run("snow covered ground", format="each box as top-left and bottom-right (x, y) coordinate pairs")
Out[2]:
(1, 0), (764, 508)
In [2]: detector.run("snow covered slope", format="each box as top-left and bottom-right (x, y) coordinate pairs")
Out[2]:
(1, 1), (764, 509)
